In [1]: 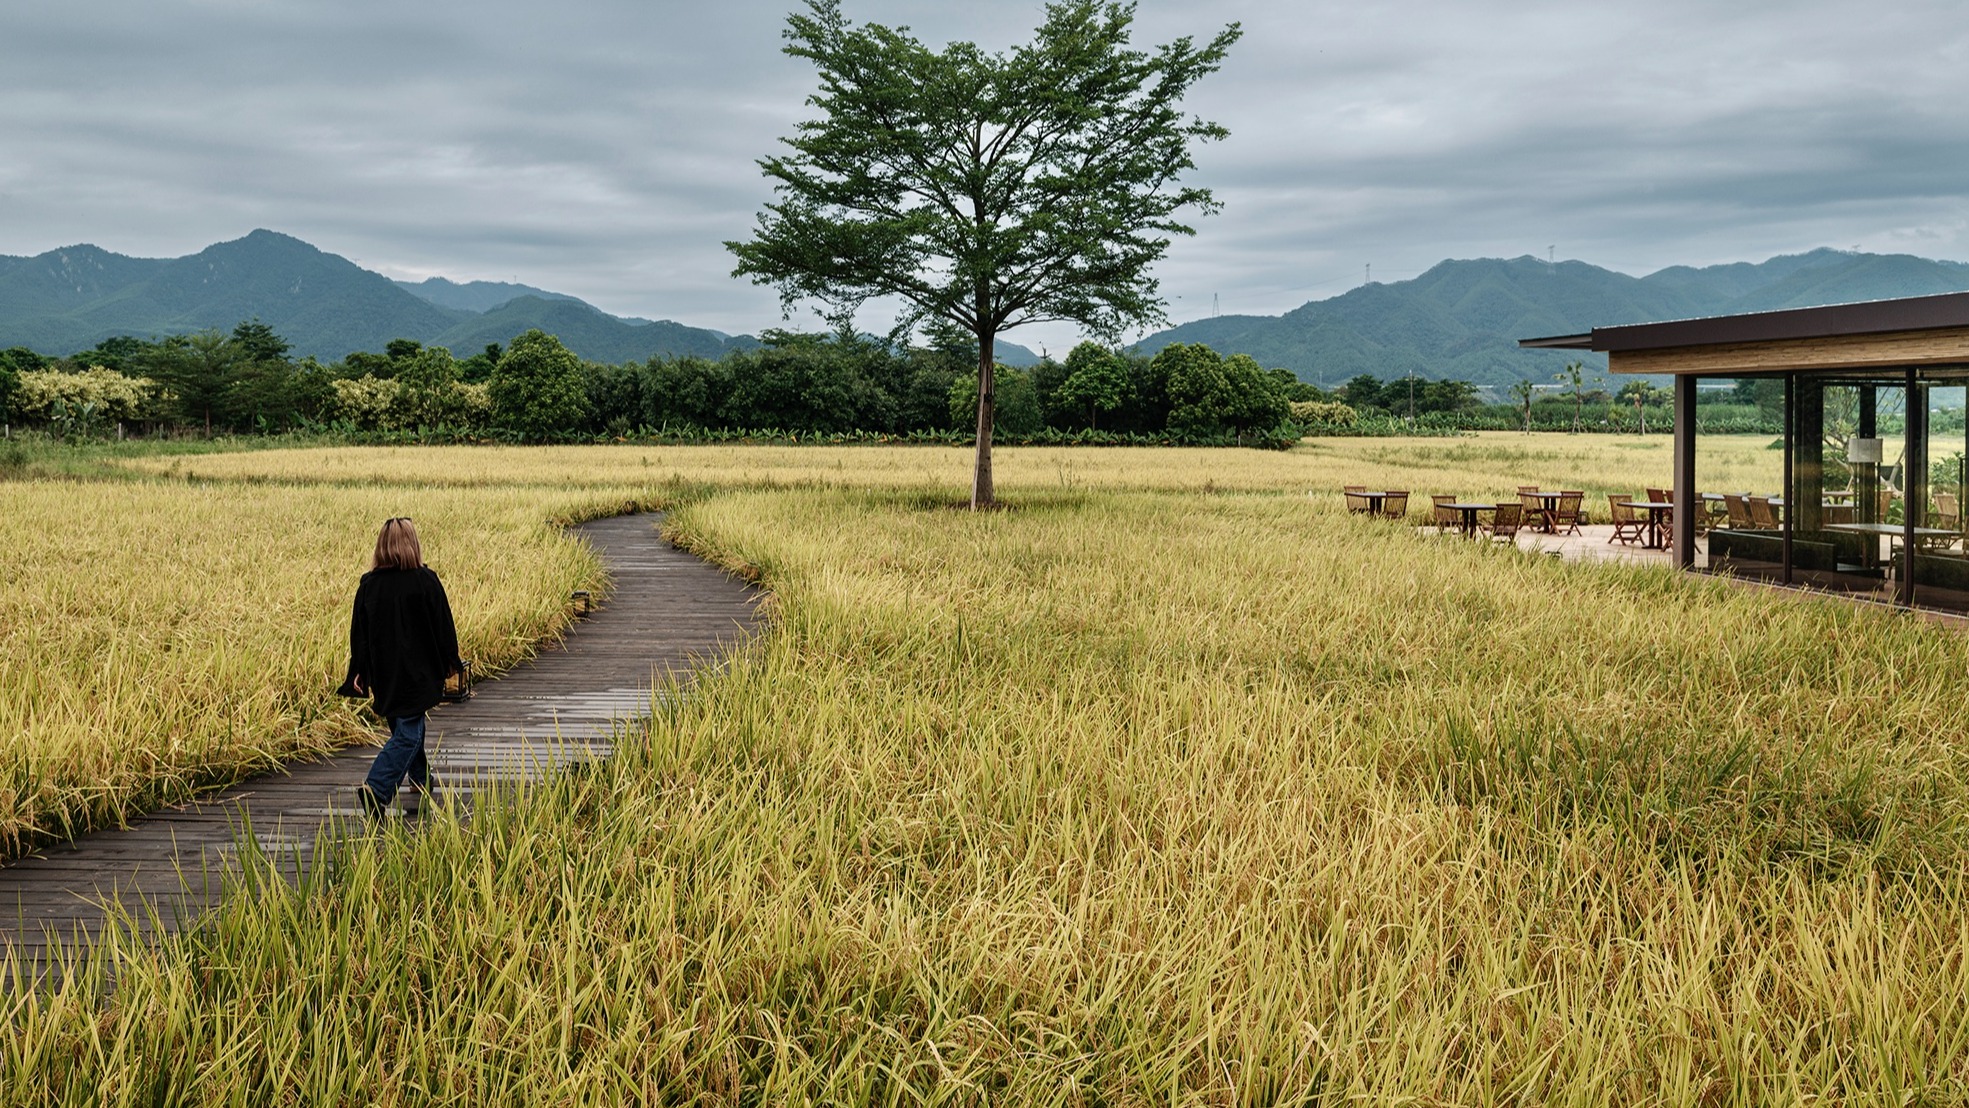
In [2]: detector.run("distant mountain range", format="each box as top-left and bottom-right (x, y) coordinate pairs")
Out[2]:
(0, 230), (1048, 367)
(0, 230), (766, 364)
(5, 230), (1962, 382)
(1139, 249), (1969, 388)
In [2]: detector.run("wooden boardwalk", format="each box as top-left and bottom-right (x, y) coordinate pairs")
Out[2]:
(0, 513), (763, 978)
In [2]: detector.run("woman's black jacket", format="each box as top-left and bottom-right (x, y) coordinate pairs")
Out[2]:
(337, 566), (461, 720)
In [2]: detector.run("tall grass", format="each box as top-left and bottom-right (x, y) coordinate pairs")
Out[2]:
(8, 471), (1969, 1103)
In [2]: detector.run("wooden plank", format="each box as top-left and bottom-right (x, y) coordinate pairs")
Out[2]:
(1612, 325), (1969, 375)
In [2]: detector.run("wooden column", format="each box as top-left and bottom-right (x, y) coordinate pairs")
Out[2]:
(1859, 387), (1880, 524)
(1782, 375), (1794, 583)
(1673, 375), (1696, 568)
(1791, 375), (1823, 534)
(1903, 369), (1924, 606)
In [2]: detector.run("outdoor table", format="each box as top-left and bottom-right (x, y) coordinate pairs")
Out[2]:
(1627, 499), (1676, 549)
(1826, 522), (1956, 538)
(1444, 502), (1495, 538)
(1702, 492), (1785, 503)
(1348, 490), (1394, 514)
(1521, 491), (1562, 533)
(1827, 521), (1959, 572)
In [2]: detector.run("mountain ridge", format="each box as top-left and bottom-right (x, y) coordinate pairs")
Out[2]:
(0, 230), (1047, 366)
(1138, 248), (1969, 388)
(0, 230), (761, 364)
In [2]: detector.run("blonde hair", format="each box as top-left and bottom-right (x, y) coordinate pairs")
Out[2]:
(371, 517), (424, 571)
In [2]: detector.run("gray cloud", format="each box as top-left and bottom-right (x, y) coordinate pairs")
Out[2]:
(4, 0), (1966, 351)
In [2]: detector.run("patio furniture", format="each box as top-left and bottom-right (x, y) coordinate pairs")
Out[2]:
(1519, 490), (1558, 532)
(1430, 495), (1459, 535)
(1482, 502), (1525, 542)
(1344, 489), (1373, 514)
(1831, 521), (1959, 569)
(1552, 491), (1585, 535)
(1936, 492), (1960, 531)
(1627, 498), (1676, 549)
(1908, 495), (1959, 551)
(1748, 496), (1782, 530)
(1682, 491), (1712, 534)
(1607, 496), (1646, 545)
(1443, 501), (1497, 538)
(1378, 491), (1410, 520)
(1723, 493), (1757, 529)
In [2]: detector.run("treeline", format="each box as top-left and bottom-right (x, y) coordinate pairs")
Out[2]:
(1311, 372), (1787, 435)
(0, 323), (1323, 447)
(0, 323), (1794, 445)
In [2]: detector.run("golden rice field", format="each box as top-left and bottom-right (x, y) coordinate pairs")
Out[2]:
(113, 430), (1790, 505)
(7, 435), (1969, 1104)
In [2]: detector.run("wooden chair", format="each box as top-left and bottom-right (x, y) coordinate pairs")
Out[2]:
(1748, 496), (1782, 530)
(1517, 491), (1550, 532)
(1431, 495), (1458, 535)
(1694, 494), (1722, 534)
(1552, 491), (1585, 535)
(1646, 487), (1669, 505)
(1826, 504), (1855, 525)
(1607, 495), (1646, 545)
(1908, 492), (1958, 551)
(1724, 493), (1757, 529)
(1936, 492), (1961, 532)
(1344, 489), (1371, 514)
(1378, 491), (1409, 520)
(1483, 502), (1524, 542)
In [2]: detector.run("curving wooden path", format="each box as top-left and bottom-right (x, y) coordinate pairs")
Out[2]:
(0, 513), (763, 980)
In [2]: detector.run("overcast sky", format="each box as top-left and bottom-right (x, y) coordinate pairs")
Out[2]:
(4, 0), (1967, 352)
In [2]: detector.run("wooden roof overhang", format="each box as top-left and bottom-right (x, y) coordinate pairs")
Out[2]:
(1519, 290), (1969, 377)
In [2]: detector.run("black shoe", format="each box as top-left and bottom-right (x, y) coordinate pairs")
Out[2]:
(354, 785), (386, 819)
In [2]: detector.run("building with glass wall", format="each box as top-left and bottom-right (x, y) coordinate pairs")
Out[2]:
(1522, 291), (1969, 611)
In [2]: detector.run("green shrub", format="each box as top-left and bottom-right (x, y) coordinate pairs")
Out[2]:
(14, 367), (156, 430)
(1289, 399), (1358, 427)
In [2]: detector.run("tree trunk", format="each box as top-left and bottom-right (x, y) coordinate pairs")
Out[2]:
(971, 331), (996, 509)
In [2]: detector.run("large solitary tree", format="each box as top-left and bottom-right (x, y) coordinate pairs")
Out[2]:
(728, 0), (1239, 507)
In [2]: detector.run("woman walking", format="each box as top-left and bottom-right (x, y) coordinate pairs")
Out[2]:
(338, 517), (461, 818)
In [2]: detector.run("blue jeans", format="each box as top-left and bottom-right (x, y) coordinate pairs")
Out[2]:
(364, 714), (429, 805)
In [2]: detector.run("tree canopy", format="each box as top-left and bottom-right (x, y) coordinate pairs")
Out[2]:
(489, 330), (590, 435)
(1056, 341), (1130, 430)
(728, 0), (1239, 506)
